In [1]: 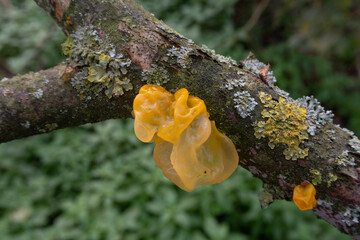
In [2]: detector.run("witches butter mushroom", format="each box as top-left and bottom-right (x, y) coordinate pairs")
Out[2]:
(293, 182), (317, 210)
(133, 84), (239, 191)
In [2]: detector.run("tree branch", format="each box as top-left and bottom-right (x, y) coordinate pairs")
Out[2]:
(0, 63), (133, 142)
(0, 0), (359, 238)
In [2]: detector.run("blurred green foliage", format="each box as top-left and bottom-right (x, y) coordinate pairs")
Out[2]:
(0, 119), (351, 240)
(0, 0), (358, 239)
(0, 0), (65, 74)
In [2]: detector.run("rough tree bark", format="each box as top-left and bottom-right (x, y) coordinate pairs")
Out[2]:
(0, 0), (359, 238)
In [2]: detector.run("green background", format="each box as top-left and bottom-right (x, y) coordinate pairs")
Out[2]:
(0, 0), (358, 239)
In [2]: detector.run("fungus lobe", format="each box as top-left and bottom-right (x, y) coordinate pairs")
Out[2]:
(293, 182), (317, 210)
(133, 84), (239, 191)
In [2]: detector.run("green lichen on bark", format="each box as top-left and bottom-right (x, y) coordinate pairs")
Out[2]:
(336, 150), (356, 167)
(327, 173), (338, 187)
(141, 64), (169, 85)
(309, 169), (322, 185)
(61, 25), (133, 99)
(255, 92), (309, 160)
(61, 37), (74, 57)
(87, 54), (133, 98)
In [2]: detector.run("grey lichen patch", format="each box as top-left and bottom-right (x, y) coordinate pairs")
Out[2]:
(242, 54), (276, 85)
(242, 53), (291, 99)
(272, 86), (290, 99)
(31, 89), (43, 99)
(326, 129), (337, 141)
(343, 128), (355, 136)
(310, 169), (322, 185)
(88, 54), (133, 98)
(336, 150), (357, 167)
(200, 44), (237, 68)
(166, 46), (192, 68)
(222, 71), (246, 90)
(220, 70), (256, 118)
(233, 91), (257, 118)
(296, 96), (334, 136)
(349, 137), (360, 154)
(62, 25), (133, 98)
(334, 124), (355, 137)
(343, 206), (360, 226)
(141, 64), (169, 85)
(109, 56), (132, 74)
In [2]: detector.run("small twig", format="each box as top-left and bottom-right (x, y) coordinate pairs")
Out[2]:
(242, 0), (270, 32)
(215, 0), (270, 49)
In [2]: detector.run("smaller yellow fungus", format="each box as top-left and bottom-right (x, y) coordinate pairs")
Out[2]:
(293, 182), (317, 211)
(133, 84), (239, 191)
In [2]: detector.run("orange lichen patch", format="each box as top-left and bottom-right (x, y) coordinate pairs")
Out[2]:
(133, 84), (239, 191)
(293, 182), (317, 210)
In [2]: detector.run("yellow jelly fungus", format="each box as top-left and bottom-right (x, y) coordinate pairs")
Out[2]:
(292, 182), (317, 211)
(133, 84), (239, 192)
